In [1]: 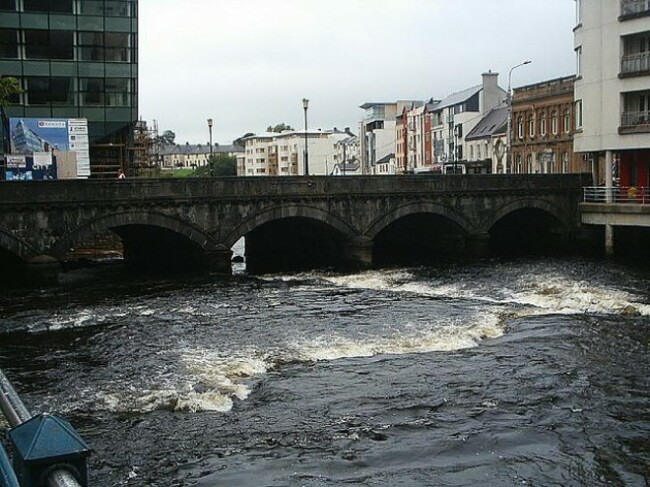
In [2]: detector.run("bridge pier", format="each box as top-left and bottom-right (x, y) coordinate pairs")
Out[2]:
(206, 247), (233, 275)
(466, 233), (491, 258)
(342, 236), (374, 270)
(25, 255), (60, 286)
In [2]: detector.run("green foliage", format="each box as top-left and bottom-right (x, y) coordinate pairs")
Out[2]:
(155, 130), (176, 146)
(266, 123), (294, 133)
(194, 154), (237, 177)
(0, 77), (21, 107)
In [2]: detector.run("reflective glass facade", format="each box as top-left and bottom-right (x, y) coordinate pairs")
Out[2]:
(0, 0), (137, 176)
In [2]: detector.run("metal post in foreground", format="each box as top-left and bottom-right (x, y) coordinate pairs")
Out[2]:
(0, 369), (88, 487)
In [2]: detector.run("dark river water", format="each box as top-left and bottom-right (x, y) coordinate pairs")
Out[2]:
(0, 257), (649, 486)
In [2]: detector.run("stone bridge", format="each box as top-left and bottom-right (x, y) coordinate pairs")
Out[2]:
(0, 174), (590, 282)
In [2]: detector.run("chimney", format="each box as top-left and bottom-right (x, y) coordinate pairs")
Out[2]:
(482, 70), (501, 115)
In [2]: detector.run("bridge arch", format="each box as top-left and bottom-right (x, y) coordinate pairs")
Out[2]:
(485, 198), (574, 233)
(225, 204), (359, 248)
(50, 211), (219, 264)
(364, 200), (476, 240)
(227, 204), (360, 273)
(0, 227), (36, 261)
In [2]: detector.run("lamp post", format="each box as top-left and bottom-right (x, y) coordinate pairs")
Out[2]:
(506, 60), (531, 174)
(207, 118), (213, 158)
(302, 98), (309, 175)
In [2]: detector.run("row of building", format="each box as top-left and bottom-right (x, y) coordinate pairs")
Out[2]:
(240, 0), (650, 186)
(0, 0), (647, 185)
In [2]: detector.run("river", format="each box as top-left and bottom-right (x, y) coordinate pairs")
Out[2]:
(0, 256), (648, 486)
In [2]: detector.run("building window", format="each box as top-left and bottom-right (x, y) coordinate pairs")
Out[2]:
(515, 154), (522, 173)
(79, 1), (131, 17)
(0, 29), (18, 59)
(540, 112), (547, 137)
(563, 109), (571, 133)
(562, 152), (569, 173)
(575, 100), (583, 129)
(79, 32), (131, 62)
(575, 46), (582, 77)
(0, 0), (17, 11)
(24, 0), (73, 13)
(105, 78), (129, 106)
(25, 30), (74, 60)
(551, 111), (558, 134)
(26, 76), (73, 105)
(528, 115), (535, 138)
(526, 153), (533, 173)
(517, 116), (524, 139)
(80, 78), (104, 105)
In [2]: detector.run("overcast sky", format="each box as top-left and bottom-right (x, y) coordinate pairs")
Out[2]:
(139, 0), (577, 146)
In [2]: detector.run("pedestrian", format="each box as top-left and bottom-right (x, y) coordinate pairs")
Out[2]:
(117, 169), (126, 179)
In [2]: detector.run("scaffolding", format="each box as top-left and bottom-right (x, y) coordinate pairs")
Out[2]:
(130, 118), (161, 175)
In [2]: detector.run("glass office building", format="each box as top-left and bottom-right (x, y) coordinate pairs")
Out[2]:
(0, 0), (137, 177)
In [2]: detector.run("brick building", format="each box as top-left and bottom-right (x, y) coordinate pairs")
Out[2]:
(511, 76), (588, 175)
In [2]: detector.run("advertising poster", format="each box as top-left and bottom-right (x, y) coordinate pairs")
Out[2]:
(9, 118), (90, 178)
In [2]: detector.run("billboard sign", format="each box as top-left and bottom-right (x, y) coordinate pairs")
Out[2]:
(9, 118), (90, 178)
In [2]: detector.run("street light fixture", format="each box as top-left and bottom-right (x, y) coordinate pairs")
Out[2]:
(506, 60), (531, 174)
(302, 98), (309, 175)
(207, 118), (213, 158)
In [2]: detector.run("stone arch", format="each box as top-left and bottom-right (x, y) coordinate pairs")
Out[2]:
(50, 210), (219, 259)
(224, 204), (359, 248)
(0, 227), (36, 262)
(364, 201), (476, 240)
(484, 198), (574, 234)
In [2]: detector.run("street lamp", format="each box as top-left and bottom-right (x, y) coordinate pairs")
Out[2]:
(207, 118), (213, 157)
(506, 60), (531, 174)
(302, 98), (309, 175)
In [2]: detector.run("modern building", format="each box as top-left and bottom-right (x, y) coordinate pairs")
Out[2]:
(0, 0), (138, 177)
(430, 71), (506, 173)
(359, 101), (421, 175)
(573, 0), (650, 186)
(332, 132), (359, 174)
(510, 76), (584, 175)
(239, 129), (352, 176)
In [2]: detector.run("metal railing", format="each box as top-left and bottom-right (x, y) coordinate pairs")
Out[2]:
(583, 186), (649, 204)
(621, 109), (650, 127)
(0, 369), (85, 487)
(621, 0), (650, 16)
(621, 51), (650, 74)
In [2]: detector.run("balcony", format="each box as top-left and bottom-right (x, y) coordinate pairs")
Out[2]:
(620, 0), (650, 19)
(619, 109), (650, 133)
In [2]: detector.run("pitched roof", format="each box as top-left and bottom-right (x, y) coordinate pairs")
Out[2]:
(465, 105), (508, 141)
(434, 85), (482, 111)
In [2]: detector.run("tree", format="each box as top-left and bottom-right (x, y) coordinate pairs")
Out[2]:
(194, 154), (237, 177)
(266, 123), (294, 133)
(155, 129), (176, 146)
(0, 77), (21, 107)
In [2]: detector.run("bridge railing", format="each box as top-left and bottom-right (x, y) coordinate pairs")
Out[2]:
(583, 186), (649, 204)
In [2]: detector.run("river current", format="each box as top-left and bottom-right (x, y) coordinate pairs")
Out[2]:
(0, 257), (649, 486)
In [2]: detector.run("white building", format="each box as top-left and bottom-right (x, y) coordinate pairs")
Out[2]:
(240, 129), (353, 176)
(573, 0), (650, 188)
(430, 72), (506, 172)
(464, 105), (508, 174)
(160, 143), (243, 169)
(359, 101), (421, 175)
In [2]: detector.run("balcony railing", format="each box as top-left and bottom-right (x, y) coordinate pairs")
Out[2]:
(621, 0), (650, 17)
(621, 109), (650, 126)
(584, 186), (649, 204)
(621, 51), (650, 74)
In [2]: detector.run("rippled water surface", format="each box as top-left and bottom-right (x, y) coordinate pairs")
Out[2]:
(0, 257), (649, 486)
